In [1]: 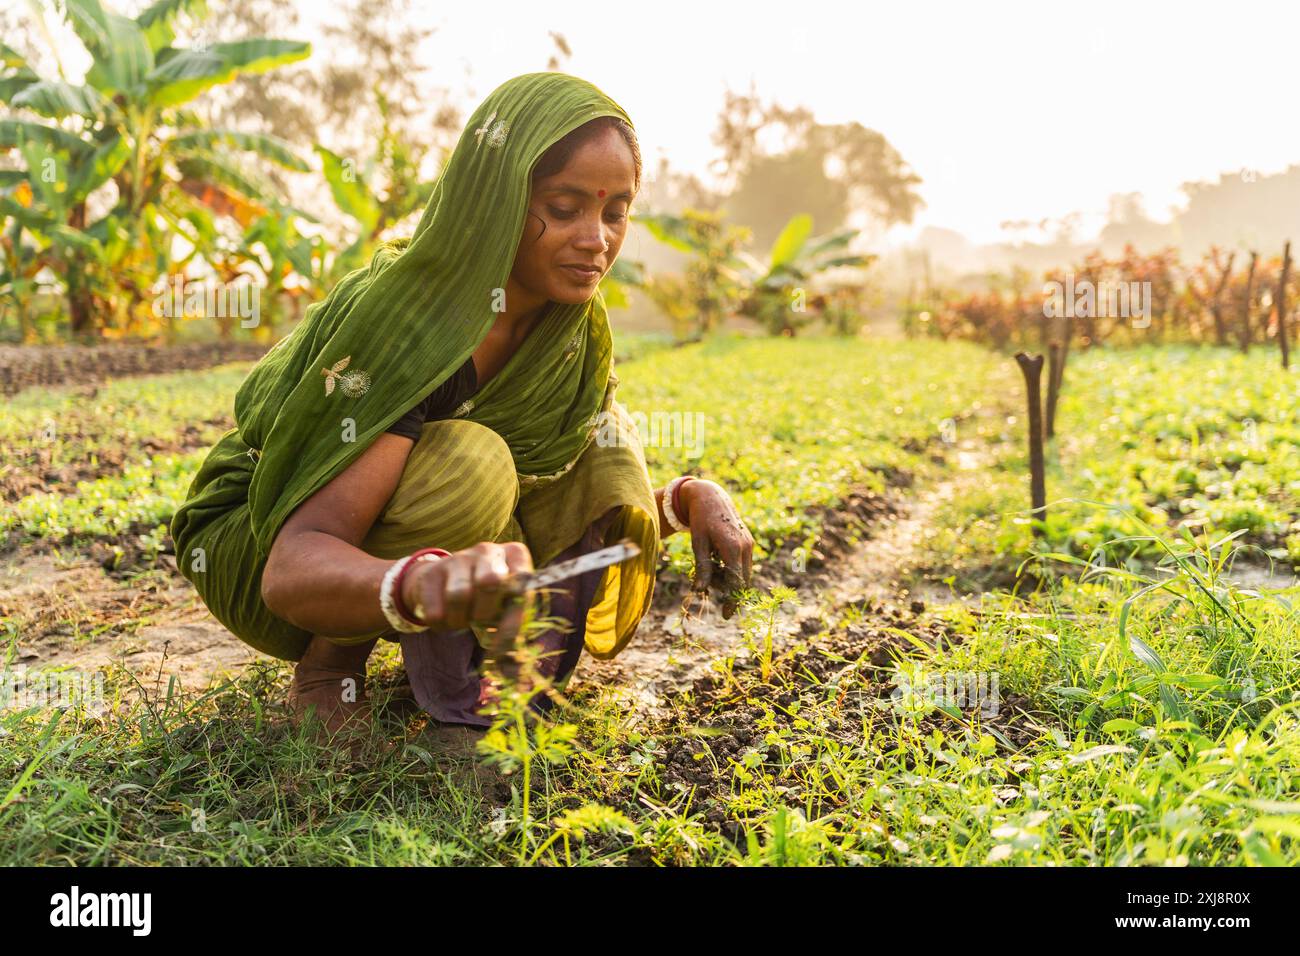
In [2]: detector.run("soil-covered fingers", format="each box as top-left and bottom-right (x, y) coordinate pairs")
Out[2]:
(713, 509), (753, 585)
(404, 542), (534, 632)
(718, 563), (750, 619)
(690, 522), (716, 595)
(730, 499), (755, 587)
(684, 481), (755, 615)
(731, 508), (755, 615)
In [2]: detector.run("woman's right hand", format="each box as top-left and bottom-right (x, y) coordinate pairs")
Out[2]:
(399, 541), (534, 633)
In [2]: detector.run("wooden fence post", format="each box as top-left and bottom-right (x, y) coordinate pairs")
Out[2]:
(1046, 337), (1068, 440)
(1240, 251), (1258, 353)
(1278, 241), (1292, 370)
(1212, 251), (1236, 346)
(1014, 352), (1047, 538)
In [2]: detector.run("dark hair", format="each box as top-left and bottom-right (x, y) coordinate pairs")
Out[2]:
(531, 116), (642, 192)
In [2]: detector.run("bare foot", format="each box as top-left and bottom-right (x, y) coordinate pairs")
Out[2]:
(287, 634), (393, 755)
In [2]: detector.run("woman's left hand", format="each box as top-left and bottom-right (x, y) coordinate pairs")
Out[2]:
(679, 479), (754, 619)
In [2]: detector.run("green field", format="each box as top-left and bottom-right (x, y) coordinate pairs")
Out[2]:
(2, 336), (1298, 865)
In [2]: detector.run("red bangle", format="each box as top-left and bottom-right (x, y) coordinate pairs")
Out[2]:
(672, 476), (698, 525)
(392, 547), (451, 624)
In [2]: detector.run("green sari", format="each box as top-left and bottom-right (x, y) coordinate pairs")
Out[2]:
(171, 72), (660, 662)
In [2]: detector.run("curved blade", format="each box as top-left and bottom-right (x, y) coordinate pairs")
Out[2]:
(515, 537), (641, 593)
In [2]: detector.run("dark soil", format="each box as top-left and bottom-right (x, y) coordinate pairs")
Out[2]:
(568, 598), (1043, 856)
(0, 415), (232, 502)
(649, 476), (905, 610)
(0, 341), (268, 397)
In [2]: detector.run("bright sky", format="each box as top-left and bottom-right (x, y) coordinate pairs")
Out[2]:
(28, 0), (1298, 247)
(370, 0), (1296, 247)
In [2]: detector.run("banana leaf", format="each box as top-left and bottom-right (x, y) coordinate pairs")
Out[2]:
(768, 213), (812, 270)
(66, 133), (132, 200)
(0, 43), (40, 104)
(135, 0), (210, 53)
(146, 39), (310, 109)
(0, 196), (100, 251)
(316, 144), (380, 234)
(0, 119), (91, 156)
(11, 80), (108, 119)
(635, 212), (697, 254)
(173, 152), (280, 209)
(802, 227), (858, 260)
(63, 0), (155, 95)
(169, 129), (311, 171)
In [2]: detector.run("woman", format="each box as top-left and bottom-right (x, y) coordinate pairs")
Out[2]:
(171, 72), (754, 741)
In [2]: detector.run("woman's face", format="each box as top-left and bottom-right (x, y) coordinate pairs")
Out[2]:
(510, 125), (637, 307)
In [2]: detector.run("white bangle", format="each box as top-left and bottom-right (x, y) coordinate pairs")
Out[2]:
(379, 553), (443, 634)
(663, 476), (695, 533)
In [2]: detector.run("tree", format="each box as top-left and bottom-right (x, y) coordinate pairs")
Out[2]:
(711, 88), (923, 250)
(315, 90), (438, 282)
(0, 0), (311, 339)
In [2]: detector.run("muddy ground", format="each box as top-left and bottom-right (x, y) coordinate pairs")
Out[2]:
(1, 445), (984, 713)
(4, 434), (1292, 721)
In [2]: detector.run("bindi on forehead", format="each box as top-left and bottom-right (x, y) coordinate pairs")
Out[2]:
(545, 184), (634, 202)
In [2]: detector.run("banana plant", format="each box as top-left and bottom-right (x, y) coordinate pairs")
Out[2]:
(734, 213), (874, 336)
(0, 0), (312, 338)
(598, 256), (645, 310)
(636, 208), (752, 341)
(0, 210), (58, 342)
(316, 89), (436, 283)
(239, 210), (326, 335)
(636, 209), (872, 338)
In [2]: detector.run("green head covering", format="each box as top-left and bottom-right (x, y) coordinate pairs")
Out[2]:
(207, 72), (634, 557)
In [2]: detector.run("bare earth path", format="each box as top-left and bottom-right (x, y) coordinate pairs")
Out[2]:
(2, 436), (998, 707)
(576, 444), (993, 712)
(1, 551), (256, 689)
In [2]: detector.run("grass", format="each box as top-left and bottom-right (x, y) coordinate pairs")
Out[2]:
(915, 345), (1300, 590)
(0, 363), (245, 466)
(1, 336), (1298, 865)
(1, 336), (1005, 565)
(5, 530), (1296, 866)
